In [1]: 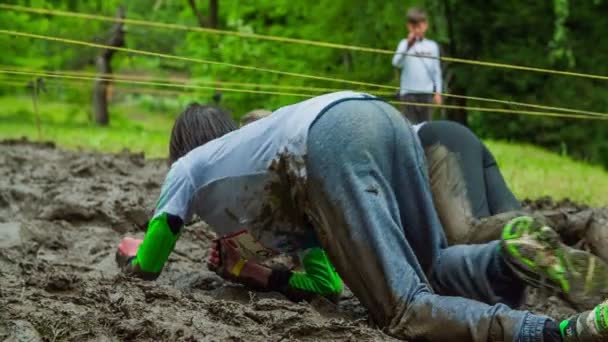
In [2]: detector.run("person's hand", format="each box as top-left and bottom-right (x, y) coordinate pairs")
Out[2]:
(407, 32), (417, 47)
(207, 238), (244, 278)
(116, 237), (143, 269)
(208, 238), (272, 289)
(433, 93), (443, 105)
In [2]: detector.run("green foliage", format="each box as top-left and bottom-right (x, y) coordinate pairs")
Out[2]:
(436, 0), (608, 167)
(1, 0), (608, 168)
(0, 95), (172, 158)
(549, 0), (575, 68)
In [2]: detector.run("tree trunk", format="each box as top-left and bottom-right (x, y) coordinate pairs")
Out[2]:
(187, 0), (207, 27)
(208, 0), (218, 28)
(187, 0), (219, 28)
(442, 0), (468, 126)
(445, 82), (468, 126)
(93, 7), (125, 126)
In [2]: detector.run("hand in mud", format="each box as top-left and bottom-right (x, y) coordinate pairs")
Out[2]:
(116, 237), (143, 268)
(207, 238), (242, 276)
(208, 238), (272, 289)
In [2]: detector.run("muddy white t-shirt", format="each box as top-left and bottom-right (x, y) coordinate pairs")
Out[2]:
(154, 91), (374, 254)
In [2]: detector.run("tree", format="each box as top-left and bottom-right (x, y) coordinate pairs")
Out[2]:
(92, 6), (125, 126)
(187, 0), (218, 28)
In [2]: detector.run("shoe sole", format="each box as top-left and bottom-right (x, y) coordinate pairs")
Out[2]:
(501, 216), (608, 310)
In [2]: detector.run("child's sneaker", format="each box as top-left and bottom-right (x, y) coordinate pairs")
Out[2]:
(501, 216), (608, 310)
(561, 300), (608, 341)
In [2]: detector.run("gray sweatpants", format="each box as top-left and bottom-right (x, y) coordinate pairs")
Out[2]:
(304, 99), (549, 341)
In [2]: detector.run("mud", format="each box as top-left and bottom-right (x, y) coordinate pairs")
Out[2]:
(0, 140), (391, 341)
(0, 140), (592, 341)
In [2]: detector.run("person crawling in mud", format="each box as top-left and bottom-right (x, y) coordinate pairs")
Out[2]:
(116, 93), (608, 342)
(239, 113), (607, 252)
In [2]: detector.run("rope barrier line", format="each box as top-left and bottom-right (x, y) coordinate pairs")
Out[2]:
(0, 75), (215, 99)
(390, 101), (608, 121)
(0, 65), (347, 94)
(0, 29), (397, 91)
(0, 4), (400, 55)
(2, 4), (608, 81)
(1, 69), (605, 121)
(3, 65), (607, 118)
(0, 69), (316, 98)
(426, 93), (608, 118)
(0, 77), (200, 96)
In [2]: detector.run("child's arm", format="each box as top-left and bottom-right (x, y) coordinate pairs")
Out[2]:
(211, 243), (343, 300)
(432, 42), (443, 94)
(121, 213), (184, 280)
(117, 162), (192, 279)
(392, 39), (408, 68)
(279, 247), (343, 299)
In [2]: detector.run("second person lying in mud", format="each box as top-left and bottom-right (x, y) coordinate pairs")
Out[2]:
(116, 92), (608, 342)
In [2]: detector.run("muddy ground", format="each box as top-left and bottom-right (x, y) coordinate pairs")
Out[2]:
(0, 140), (584, 341)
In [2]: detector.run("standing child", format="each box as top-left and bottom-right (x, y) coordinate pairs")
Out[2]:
(392, 7), (443, 123)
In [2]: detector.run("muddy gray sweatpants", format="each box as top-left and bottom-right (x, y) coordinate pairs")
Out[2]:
(305, 98), (549, 341)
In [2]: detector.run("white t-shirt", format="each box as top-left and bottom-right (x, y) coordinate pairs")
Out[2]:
(392, 38), (442, 95)
(154, 91), (375, 254)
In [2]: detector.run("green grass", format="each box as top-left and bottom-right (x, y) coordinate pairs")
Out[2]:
(1, 95), (607, 206)
(487, 141), (608, 206)
(0, 94), (175, 159)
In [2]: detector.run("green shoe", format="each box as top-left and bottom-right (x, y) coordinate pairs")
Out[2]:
(561, 300), (608, 341)
(501, 216), (608, 310)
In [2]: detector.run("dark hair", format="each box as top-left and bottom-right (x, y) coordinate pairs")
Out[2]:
(406, 7), (427, 24)
(168, 103), (237, 165)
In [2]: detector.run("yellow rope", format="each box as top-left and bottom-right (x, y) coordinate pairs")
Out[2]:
(0, 75), (202, 97)
(3, 65), (607, 118)
(0, 4), (403, 54)
(392, 100), (608, 120)
(0, 69), (315, 98)
(0, 30), (395, 91)
(2, 4), (608, 81)
(0, 66), (346, 94)
(2, 68), (605, 121)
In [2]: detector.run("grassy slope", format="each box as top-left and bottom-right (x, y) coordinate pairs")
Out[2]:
(1, 95), (607, 206)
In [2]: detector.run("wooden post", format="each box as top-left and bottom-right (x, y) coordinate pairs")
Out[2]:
(93, 6), (125, 126)
(31, 78), (42, 140)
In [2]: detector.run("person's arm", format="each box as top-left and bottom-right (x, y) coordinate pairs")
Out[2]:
(281, 247), (343, 298)
(123, 213), (183, 279)
(210, 243), (343, 300)
(117, 162), (193, 279)
(392, 39), (408, 68)
(432, 42), (443, 103)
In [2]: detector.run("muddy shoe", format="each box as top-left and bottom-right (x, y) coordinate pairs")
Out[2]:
(501, 216), (608, 310)
(561, 300), (608, 341)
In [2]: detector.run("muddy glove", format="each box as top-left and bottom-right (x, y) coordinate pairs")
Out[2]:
(207, 238), (270, 289)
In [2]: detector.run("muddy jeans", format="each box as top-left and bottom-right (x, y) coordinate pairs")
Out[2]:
(305, 99), (550, 341)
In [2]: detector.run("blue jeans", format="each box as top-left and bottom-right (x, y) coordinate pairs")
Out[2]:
(305, 98), (549, 341)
